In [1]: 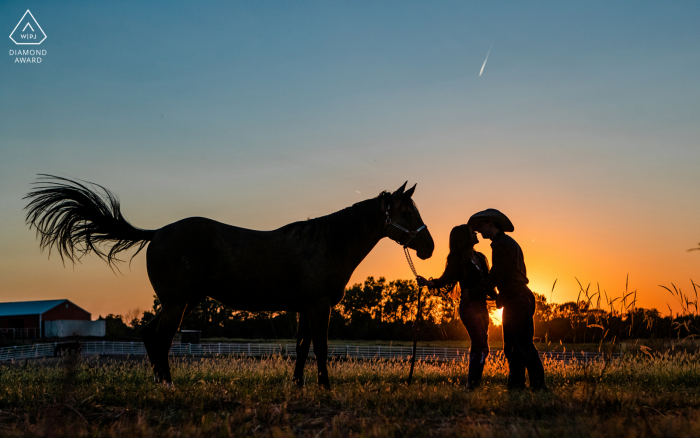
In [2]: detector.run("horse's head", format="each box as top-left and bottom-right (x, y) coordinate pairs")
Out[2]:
(383, 182), (434, 260)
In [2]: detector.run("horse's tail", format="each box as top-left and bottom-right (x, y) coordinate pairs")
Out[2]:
(24, 174), (157, 267)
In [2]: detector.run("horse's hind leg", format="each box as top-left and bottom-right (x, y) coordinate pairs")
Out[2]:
(140, 312), (162, 370)
(293, 311), (311, 387)
(141, 301), (191, 383)
(308, 303), (331, 389)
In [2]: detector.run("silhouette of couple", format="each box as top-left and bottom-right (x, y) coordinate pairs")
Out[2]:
(416, 209), (546, 391)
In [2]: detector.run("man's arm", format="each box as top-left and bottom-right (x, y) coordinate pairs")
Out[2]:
(474, 241), (517, 304)
(482, 241), (511, 291)
(476, 252), (498, 300)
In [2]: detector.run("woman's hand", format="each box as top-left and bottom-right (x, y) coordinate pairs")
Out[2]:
(416, 276), (434, 288)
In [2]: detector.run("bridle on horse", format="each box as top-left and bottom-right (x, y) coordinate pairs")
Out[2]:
(383, 203), (429, 386)
(384, 204), (427, 248)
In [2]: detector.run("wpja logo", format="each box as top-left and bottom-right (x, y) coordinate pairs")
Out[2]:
(9, 10), (47, 45)
(8, 10), (47, 64)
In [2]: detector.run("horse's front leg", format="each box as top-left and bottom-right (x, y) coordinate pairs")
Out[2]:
(293, 310), (312, 387)
(308, 303), (332, 389)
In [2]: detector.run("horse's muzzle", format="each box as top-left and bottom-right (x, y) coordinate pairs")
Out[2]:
(416, 248), (433, 260)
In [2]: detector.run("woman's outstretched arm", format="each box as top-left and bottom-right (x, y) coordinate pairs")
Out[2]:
(417, 258), (459, 291)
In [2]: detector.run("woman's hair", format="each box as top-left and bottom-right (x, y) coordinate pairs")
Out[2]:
(446, 224), (474, 267)
(441, 224), (475, 298)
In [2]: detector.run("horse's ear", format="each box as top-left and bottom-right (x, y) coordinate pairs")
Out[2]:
(392, 181), (407, 200)
(403, 183), (416, 199)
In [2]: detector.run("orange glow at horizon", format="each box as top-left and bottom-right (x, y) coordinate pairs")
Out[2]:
(490, 308), (503, 326)
(347, 180), (700, 323)
(1, 174), (698, 321)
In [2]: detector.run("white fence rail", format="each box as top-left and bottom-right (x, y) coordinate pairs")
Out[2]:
(285, 344), (472, 361)
(285, 344), (619, 363)
(1, 341), (619, 363)
(0, 343), (55, 361)
(0, 342), (283, 361)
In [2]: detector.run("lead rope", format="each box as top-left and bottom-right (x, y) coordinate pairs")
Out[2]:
(404, 247), (427, 386)
(403, 246), (418, 277)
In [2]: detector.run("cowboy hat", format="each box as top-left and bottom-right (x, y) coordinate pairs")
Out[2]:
(467, 209), (515, 232)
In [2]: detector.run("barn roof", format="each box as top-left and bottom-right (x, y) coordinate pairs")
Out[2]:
(0, 299), (69, 317)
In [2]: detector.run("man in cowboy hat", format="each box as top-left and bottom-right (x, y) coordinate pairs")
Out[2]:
(468, 209), (546, 391)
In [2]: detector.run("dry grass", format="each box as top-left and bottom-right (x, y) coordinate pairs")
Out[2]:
(1, 351), (700, 437)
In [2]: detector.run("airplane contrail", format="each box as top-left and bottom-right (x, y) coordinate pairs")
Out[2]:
(479, 44), (492, 77)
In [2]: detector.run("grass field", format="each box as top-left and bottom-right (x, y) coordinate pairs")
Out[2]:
(1, 352), (699, 437)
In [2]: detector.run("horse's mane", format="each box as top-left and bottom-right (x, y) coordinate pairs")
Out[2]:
(280, 191), (391, 243)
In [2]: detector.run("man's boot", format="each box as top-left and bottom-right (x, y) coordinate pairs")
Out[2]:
(507, 359), (526, 390)
(466, 358), (485, 390)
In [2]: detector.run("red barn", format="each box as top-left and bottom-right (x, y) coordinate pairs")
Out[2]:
(0, 299), (91, 338)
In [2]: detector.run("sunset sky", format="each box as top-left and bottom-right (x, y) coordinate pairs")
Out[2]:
(1, 1), (699, 320)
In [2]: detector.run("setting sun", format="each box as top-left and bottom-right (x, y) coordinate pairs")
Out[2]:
(489, 307), (503, 326)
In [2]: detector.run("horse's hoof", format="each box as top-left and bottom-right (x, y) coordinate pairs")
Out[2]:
(154, 375), (174, 388)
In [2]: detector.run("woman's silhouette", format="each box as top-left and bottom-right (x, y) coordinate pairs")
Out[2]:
(417, 225), (495, 389)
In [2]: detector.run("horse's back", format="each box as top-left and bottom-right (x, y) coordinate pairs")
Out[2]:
(146, 217), (306, 310)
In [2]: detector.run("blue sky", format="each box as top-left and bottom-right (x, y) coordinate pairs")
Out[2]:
(1, 1), (699, 317)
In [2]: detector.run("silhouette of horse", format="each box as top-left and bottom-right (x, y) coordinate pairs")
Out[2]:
(24, 176), (434, 387)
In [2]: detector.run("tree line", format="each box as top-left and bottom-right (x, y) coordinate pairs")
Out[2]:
(100, 277), (700, 344)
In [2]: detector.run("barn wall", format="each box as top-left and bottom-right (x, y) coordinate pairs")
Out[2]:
(0, 315), (40, 329)
(42, 302), (91, 321)
(44, 320), (106, 337)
